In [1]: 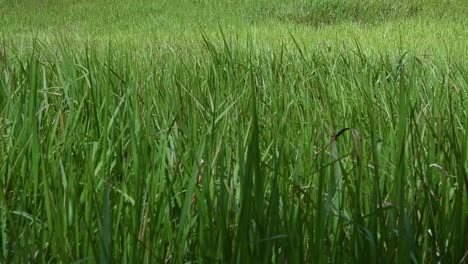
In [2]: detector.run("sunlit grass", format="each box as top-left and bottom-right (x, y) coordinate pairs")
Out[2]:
(1, 36), (467, 262)
(1, 0), (467, 262)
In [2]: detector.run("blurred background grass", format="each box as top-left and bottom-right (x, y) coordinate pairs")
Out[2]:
(1, 0), (467, 56)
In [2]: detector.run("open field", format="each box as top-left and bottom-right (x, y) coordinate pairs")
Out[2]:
(1, 0), (468, 262)
(1, 0), (468, 54)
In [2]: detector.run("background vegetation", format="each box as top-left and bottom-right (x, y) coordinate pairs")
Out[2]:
(1, 0), (467, 262)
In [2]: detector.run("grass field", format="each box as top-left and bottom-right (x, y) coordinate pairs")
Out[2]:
(1, 0), (468, 263)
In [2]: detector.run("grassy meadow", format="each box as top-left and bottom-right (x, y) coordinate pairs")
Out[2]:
(1, 0), (468, 262)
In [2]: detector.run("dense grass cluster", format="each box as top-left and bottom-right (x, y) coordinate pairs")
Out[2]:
(1, 37), (467, 262)
(1, 0), (467, 262)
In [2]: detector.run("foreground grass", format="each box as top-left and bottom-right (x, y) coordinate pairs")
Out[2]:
(0, 37), (467, 262)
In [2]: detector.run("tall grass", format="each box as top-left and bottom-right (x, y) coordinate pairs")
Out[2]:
(0, 37), (467, 262)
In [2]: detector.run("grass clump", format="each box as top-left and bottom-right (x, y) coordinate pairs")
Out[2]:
(0, 37), (467, 262)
